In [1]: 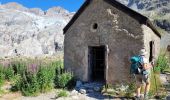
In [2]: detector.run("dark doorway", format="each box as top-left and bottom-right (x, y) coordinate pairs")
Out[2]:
(149, 41), (155, 62)
(89, 46), (105, 82)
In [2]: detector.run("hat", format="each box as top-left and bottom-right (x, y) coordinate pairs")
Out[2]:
(140, 49), (147, 56)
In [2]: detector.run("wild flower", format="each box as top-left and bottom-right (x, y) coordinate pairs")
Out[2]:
(1, 60), (11, 68)
(27, 63), (38, 74)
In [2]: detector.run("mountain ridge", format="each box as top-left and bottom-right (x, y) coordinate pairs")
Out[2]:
(0, 2), (73, 57)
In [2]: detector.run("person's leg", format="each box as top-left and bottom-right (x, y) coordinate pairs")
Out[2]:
(137, 85), (142, 97)
(145, 82), (150, 94)
(135, 75), (143, 98)
(144, 74), (151, 99)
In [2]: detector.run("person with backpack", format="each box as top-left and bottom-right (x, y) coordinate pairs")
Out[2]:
(130, 49), (153, 100)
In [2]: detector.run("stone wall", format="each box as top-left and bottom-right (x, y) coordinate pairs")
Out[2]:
(64, 0), (160, 84)
(142, 25), (161, 62)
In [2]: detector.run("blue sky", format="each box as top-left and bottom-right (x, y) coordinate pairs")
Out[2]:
(0, 0), (85, 12)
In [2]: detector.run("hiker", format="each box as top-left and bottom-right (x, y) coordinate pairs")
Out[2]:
(130, 49), (153, 100)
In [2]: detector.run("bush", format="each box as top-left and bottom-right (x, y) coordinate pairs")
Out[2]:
(55, 72), (74, 89)
(12, 61), (27, 75)
(3, 64), (14, 80)
(37, 64), (56, 93)
(0, 59), (71, 96)
(10, 74), (21, 92)
(10, 61), (40, 96)
(56, 89), (68, 97)
(20, 73), (40, 96)
(0, 64), (5, 87)
(11, 60), (65, 96)
(156, 54), (169, 73)
(0, 72), (5, 87)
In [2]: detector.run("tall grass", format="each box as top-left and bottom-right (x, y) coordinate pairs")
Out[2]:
(0, 64), (5, 87)
(149, 70), (162, 96)
(155, 54), (170, 73)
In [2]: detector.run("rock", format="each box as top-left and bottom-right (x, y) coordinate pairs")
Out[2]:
(76, 81), (82, 88)
(94, 86), (101, 92)
(71, 95), (79, 99)
(71, 89), (78, 96)
(87, 89), (94, 93)
(0, 3), (73, 57)
(79, 89), (86, 94)
(160, 74), (169, 85)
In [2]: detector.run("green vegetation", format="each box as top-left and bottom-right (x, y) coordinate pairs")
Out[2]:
(155, 54), (170, 73)
(55, 72), (74, 89)
(56, 89), (69, 98)
(125, 82), (136, 98)
(149, 70), (162, 97)
(0, 65), (5, 87)
(102, 83), (136, 98)
(0, 58), (75, 96)
(149, 53), (169, 99)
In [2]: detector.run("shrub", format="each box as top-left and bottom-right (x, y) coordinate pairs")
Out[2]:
(55, 72), (74, 89)
(3, 64), (14, 80)
(11, 60), (65, 96)
(156, 54), (169, 73)
(37, 64), (56, 93)
(56, 89), (68, 97)
(20, 73), (39, 96)
(0, 59), (70, 97)
(0, 73), (5, 87)
(0, 64), (5, 87)
(12, 61), (27, 75)
(52, 60), (64, 75)
(10, 74), (21, 92)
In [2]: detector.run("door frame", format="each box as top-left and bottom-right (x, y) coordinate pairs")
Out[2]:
(88, 45), (109, 82)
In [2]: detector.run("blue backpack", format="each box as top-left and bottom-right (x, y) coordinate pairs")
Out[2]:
(130, 56), (143, 74)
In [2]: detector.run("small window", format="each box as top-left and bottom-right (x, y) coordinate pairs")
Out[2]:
(149, 41), (155, 62)
(93, 23), (98, 29)
(167, 45), (170, 51)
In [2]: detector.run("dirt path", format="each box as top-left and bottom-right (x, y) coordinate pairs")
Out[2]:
(1, 79), (170, 100)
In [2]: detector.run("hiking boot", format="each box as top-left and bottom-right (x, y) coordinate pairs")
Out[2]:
(134, 96), (141, 100)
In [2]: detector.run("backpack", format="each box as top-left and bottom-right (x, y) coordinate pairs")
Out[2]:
(130, 56), (143, 74)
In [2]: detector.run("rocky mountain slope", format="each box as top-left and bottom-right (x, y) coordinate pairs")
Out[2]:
(117, 0), (170, 49)
(117, 0), (170, 32)
(0, 2), (73, 57)
(1, 1), (170, 57)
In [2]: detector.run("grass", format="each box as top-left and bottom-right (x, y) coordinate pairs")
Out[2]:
(149, 69), (167, 99)
(162, 67), (170, 73)
(56, 89), (69, 98)
(101, 83), (136, 98)
(150, 70), (161, 96)
(0, 57), (76, 97)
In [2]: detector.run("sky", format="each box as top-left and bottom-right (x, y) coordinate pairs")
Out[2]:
(0, 0), (85, 12)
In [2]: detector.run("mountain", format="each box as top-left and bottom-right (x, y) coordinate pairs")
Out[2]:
(117, 0), (170, 49)
(1, 1), (170, 57)
(0, 2), (73, 57)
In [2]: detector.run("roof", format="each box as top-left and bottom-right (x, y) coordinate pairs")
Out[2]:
(63, 0), (161, 38)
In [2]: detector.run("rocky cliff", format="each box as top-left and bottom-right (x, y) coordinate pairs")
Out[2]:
(0, 2), (73, 57)
(117, 0), (170, 49)
(1, 1), (170, 57)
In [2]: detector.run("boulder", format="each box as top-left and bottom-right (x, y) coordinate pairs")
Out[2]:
(70, 89), (78, 96)
(79, 89), (86, 94)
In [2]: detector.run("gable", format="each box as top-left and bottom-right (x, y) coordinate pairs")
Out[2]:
(63, 0), (161, 38)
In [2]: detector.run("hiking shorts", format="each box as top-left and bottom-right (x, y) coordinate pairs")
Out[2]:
(134, 74), (150, 86)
